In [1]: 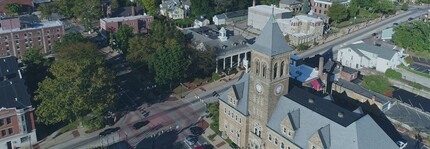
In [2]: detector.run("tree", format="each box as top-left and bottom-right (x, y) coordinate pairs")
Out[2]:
(392, 21), (430, 52)
(35, 42), (116, 125)
(22, 48), (52, 98)
(327, 1), (348, 24)
(53, 33), (87, 51)
(53, 0), (74, 18)
(127, 35), (155, 68)
(401, 3), (409, 11)
(191, 0), (214, 17)
(5, 3), (22, 14)
(152, 39), (190, 89)
(214, 0), (233, 14)
(302, 0), (311, 14)
(140, 0), (157, 15)
(72, 0), (102, 20)
(189, 48), (216, 78)
(115, 25), (134, 54)
(38, 3), (55, 19)
(375, 0), (396, 15)
(112, 0), (119, 9)
(348, 0), (359, 17)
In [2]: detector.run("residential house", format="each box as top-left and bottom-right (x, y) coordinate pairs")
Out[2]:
(310, 0), (350, 15)
(183, 26), (251, 73)
(337, 42), (403, 73)
(159, 0), (187, 20)
(279, 0), (303, 12)
(213, 10), (248, 25)
(100, 15), (153, 34)
(339, 66), (358, 82)
(194, 16), (210, 28)
(381, 27), (394, 41)
(0, 0), (33, 15)
(277, 15), (324, 46)
(247, 5), (293, 30)
(0, 56), (37, 149)
(0, 16), (65, 58)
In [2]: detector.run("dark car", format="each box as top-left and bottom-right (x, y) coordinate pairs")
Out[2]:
(372, 33), (377, 36)
(408, 17), (413, 21)
(133, 120), (150, 130)
(393, 22), (399, 26)
(185, 135), (198, 145)
(99, 127), (120, 136)
(190, 126), (204, 136)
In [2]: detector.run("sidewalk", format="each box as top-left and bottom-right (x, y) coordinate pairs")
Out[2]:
(201, 117), (230, 149)
(389, 78), (430, 99)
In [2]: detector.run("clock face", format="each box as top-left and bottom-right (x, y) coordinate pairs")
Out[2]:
(275, 84), (283, 95)
(255, 83), (263, 93)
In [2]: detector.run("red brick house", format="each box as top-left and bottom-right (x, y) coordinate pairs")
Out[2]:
(100, 15), (154, 34)
(0, 56), (37, 149)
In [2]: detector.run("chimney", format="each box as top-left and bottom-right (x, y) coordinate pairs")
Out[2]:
(107, 5), (112, 18)
(131, 5), (136, 16)
(318, 57), (324, 77)
(252, 0), (256, 7)
(372, 95), (376, 101)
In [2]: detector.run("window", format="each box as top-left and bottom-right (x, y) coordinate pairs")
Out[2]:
(37, 31), (41, 35)
(255, 60), (260, 75)
(273, 63), (278, 79)
(0, 119), (3, 126)
(283, 128), (286, 133)
(288, 131), (291, 136)
(21, 136), (29, 143)
(312, 146), (316, 149)
(281, 143), (285, 149)
(224, 108), (226, 113)
(47, 30), (50, 34)
(57, 29), (60, 33)
(274, 138), (278, 145)
(280, 61), (284, 77)
(6, 117), (11, 124)
(262, 64), (267, 78)
(4, 36), (7, 39)
(15, 34), (19, 39)
(8, 128), (13, 134)
(268, 134), (272, 141)
(1, 130), (6, 136)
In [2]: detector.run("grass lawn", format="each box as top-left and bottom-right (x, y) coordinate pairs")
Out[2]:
(57, 120), (79, 136)
(361, 75), (394, 95)
(174, 18), (194, 27)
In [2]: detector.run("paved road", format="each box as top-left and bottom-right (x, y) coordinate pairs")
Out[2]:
(51, 79), (235, 149)
(397, 68), (430, 88)
(299, 7), (430, 59)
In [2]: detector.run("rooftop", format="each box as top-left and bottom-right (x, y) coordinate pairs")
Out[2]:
(334, 79), (394, 104)
(289, 63), (319, 83)
(347, 42), (397, 60)
(280, 0), (302, 5)
(381, 27), (394, 40)
(0, 20), (63, 34)
(219, 72), (249, 115)
(342, 66), (358, 74)
(112, 6), (145, 17)
(0, 56), (31, 109)
(215, 10), (248, 20)
(101, 15), (153, 23)
(249, 5), (292, 14)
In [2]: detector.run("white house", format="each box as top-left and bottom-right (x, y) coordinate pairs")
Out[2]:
(159, 0), (186, 19)
(247, 5), (293, 30)
(194, 16), (210, 27)
(338, 42), (403, 73)
(213, 10), (247, 25)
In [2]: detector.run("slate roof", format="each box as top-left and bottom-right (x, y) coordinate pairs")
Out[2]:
(215, 10), (248, 20)
(347, 43), (397, 60)
(0, 56), (18, 77)
(0, 56), (31, 109)
(250, 15), (294, 56)
(335, 79), (393, 104)
(342, 66), (358, 74)
(267, 87), (400, 149)
(219, 73), (249, 116)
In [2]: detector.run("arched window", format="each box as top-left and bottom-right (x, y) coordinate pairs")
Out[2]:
(255, 60), (260, 75)
(262, 63), (267, 78)
(281, 142), (285, 149)
(273, 63), (278, 79)
(280, 61), (285, 77)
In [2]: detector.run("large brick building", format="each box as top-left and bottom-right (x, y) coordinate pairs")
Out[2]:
(0, 0), (33, 15)
(310, 0), (349, 15)
(218, 14), (404, 149)
(0, 17), (65, 58)
(0, 56), (37, 149)
(100, 15), (154, 34)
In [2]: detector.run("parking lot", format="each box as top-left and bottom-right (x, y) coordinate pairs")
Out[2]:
(412, 56), (430, 66)
(409, 64), (430, 74)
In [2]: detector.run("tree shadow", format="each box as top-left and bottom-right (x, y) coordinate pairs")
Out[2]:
(135, 130), (180, 149)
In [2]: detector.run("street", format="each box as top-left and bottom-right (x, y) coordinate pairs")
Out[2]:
(299, 7), (430, 59)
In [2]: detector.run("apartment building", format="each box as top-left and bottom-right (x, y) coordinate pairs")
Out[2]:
(310, 0), (349, 15)
(0, 17), (64, 58)
(100, 15), (154, 34)
(0, 56), (37, 149)
(277, 15), (324, 45)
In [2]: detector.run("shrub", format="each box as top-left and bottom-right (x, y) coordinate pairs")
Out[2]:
(212, 72), (221, 81)
(385, 69), (402, 80)
(361, 75), (394, 95)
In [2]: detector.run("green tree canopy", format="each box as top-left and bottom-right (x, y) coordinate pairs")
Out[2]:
(72, 0), (102, 20)
(127, 35), (155, 68)
(361, 75), (393, 95)
(302, 0), (311, 14)
(392, 21), (430, 52)
(54, 33), (87, 51)
(38, 3), (55, 19)
(115, 25), (134, 54)
(189, 48), (216, 78)
(152, 39), (190, 87)
(35, 42), (116, 125)
(5, 3), (22, 14)
(327, 1), (348, 24)
(53, 0), (74, 18)
(139, 0), (157, 15)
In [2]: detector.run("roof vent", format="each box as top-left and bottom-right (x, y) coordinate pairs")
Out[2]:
(338, 112), (344, 118)
(308, 98), (314, 104)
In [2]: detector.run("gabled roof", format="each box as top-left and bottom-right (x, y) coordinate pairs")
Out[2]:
(280, 0), (301, 5)
(0, 56), (31, 109)
(335, 79), (393, 104)
(219, 73), (249, 115)
(251, 15), (293, 56)
(347, 43), (397, 60)
(0, 56), (18, 77)
(267, 87), (400, 149)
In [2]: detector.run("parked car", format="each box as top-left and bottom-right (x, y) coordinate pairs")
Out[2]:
(393, 22), (399, 26)
(185, 135), (198, 145)
(195, 144), (214, 149)
(99, 127), (120, 136)
(133, 120), (150, 130)
(190, 126), (204, 136)
(408, 17), (413, 21)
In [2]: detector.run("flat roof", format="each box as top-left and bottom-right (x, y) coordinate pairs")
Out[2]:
(0, 20), (63, 34)
(101, 15), (153, 23)
(249, 5), (292, 14)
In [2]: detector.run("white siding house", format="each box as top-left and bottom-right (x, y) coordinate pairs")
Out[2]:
(338, 42), (402, 73)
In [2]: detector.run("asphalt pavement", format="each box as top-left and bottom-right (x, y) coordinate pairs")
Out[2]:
(299, 7), (430, 59)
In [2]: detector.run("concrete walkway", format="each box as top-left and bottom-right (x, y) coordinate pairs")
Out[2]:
(201, 117), (230, 149)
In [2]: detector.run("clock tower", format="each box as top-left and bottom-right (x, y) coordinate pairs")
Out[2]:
(247, 14), (294, 148)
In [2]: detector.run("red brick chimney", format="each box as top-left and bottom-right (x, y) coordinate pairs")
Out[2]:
(318, 57), (324, 77)
(131, 6), (136, 16)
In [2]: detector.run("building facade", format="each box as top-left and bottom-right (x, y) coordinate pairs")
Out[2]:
(279, 0), (303, 12)
(277, 15), (324, 46)
(100, 15), (154, 34)
(218, 14), (403, 149)
(310, 0), (349, 15)
(159, 0), (188, 20)
(247, 5), (293, 30)
(337, 42), (403, 73)
(0, 17), (64, 58)
(0, 56), (37, 149)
